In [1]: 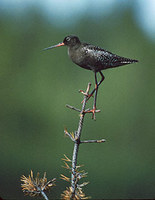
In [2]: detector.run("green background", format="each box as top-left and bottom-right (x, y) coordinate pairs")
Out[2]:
(0, 4), (155, 200)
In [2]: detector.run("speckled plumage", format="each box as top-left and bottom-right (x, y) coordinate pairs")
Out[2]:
(64, 36), (138, 72)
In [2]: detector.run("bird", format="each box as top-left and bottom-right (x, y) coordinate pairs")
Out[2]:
(43, 35), (138, 119)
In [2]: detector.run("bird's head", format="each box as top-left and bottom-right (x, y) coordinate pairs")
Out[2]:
(63, 35), (80, 47)
(43, 35), (80, 51)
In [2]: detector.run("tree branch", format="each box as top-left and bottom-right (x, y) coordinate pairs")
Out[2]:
(81, 139), (106, 143)
(71, 83), (91, 196)
(66, 104), (81, 112)
(67, 82), (106, 198)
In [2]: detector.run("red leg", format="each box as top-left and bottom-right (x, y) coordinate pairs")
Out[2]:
(85, 71), (104, 119)
(91, 72), (98, 119)
(86, 71), (105, 102)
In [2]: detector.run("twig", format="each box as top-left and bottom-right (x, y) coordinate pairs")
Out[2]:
(40, 190), (49, 200)
(66, 104), (81, 112)
(64, 129), (75, 142)
(81, 139), (106, 143)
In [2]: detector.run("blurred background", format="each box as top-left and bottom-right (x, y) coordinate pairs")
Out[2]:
(0, 0), (155, 199)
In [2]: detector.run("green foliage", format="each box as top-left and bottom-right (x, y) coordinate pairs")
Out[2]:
(0, 8), (155, 199)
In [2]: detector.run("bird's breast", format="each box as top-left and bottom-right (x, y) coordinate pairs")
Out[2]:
(68, 46), (97, 71)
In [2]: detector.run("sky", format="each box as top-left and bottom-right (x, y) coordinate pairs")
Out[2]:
(0, 0), (155, 41)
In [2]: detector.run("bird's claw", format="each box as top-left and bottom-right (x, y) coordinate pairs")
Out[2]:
(84, 107), (100, 120)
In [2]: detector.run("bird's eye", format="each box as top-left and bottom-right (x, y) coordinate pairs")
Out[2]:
(66, 37), (70, 41)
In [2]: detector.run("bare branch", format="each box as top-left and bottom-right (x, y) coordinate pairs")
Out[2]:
(65, 82), (106, 198)
(64, 130), (75, 142)
(81, 139), (106, 144)
(66, 104), (81, 112)
(71, 83), (91, 196)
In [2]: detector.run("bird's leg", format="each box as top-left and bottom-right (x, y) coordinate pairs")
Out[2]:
(86, 71), (105, 102)
(91, 72), (98, 119)
(86, 72), (101, 119)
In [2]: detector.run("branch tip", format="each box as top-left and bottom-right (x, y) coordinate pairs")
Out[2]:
(66, 104), (81, 112)
(81, 139), (106, 144)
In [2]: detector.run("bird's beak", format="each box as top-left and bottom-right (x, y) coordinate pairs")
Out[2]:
(43, 42), (65, 51)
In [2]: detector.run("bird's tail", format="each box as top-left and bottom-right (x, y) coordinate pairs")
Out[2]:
(108, 56), (138, 69)
(119, 57), (138, 64)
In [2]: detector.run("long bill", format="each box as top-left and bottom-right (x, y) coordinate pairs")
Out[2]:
(43, 42), (65, 51)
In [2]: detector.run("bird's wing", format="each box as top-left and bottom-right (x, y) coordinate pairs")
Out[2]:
(82, 43), (138, 70)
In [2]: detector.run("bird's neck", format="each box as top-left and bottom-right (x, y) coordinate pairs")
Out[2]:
(69, 42), (81, 51)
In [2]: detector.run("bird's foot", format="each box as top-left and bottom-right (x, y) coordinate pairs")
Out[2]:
(84, 106), (100, 120)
